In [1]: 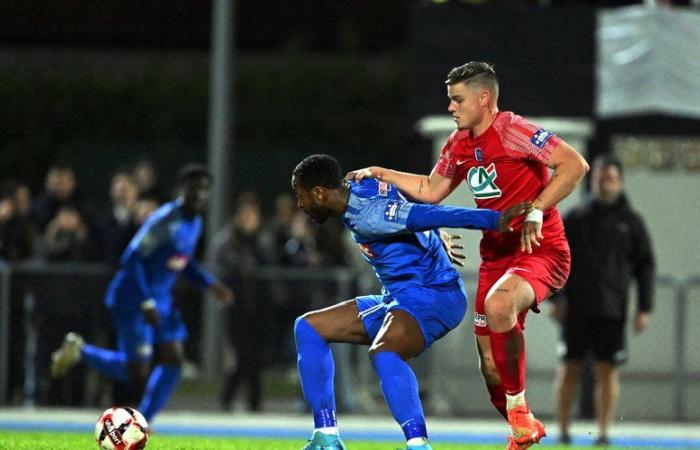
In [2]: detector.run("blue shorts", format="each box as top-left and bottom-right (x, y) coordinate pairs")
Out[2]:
(356, 278), (468, 351)
(109, 306), (188, 362)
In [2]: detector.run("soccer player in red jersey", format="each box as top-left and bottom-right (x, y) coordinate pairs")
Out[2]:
(350, 62), (589, 449)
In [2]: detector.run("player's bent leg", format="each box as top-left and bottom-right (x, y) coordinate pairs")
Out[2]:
(369, 310), (432, 450)
(297, 300), (368, 450)
(302, 299), (372, 344)
(484, 275), (545, 448)
(138, 341), (184, 423)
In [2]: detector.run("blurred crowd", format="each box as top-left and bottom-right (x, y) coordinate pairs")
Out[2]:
(0, 160), (164, 265)
(1, 159), (360, 410)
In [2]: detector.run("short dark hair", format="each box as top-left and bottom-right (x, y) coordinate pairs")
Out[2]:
(445, 61), (499, 94)
(177, 163), (213, 185)
(592, 154), (624, 178)
(292, 154), (343, 190)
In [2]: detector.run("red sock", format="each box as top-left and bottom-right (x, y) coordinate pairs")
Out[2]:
(490, 325), (526, 396)
(486, 383), (508, 419)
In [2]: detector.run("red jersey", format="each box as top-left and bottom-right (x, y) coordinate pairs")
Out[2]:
(434, 111), (569, 262)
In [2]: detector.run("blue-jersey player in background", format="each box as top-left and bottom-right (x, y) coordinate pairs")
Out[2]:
(51, 163), (233, 423)
(291, 154), (529, 450)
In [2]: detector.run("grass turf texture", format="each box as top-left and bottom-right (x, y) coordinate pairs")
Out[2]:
(0, 430), (638, 450)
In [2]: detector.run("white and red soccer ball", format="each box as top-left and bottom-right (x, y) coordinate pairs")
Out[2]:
(94, 407), (149, 450)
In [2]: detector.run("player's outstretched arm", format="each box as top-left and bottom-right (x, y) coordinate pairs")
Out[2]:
(347, 166), (454, 204)
(406, 203), (512, 232)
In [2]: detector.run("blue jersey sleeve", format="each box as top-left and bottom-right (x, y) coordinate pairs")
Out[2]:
(405, 203), (501, 232)
(183, 259), (216, 288)
(351, 197), (500, 238)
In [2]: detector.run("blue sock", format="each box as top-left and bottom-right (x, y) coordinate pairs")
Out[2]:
(81, 344), (129, 383)
(371, 351), (427, 441)
(294, 317), (337, 428)
(138, 364), (181, 422)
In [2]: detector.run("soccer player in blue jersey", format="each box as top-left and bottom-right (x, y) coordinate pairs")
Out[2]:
(291, 154), (529, 450)
(51, 163), (233, 423)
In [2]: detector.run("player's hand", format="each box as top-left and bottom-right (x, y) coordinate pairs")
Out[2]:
(345, 166), (381, 183)
(141, 303), (160, 328)
(634, 311), (650, 334)
(210, 281), (234, 306)
(439, 229), (466, 267)
(521, 208), (544, 254)
(498, 202), (532, 233)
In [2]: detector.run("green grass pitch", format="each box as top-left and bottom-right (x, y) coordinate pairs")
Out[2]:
(0, 430), (635, 450)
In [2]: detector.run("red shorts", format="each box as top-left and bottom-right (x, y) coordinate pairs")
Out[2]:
(473, 248), (571, 336)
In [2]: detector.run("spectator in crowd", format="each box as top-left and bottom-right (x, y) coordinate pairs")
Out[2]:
(94, 170), (140, 264)
(260, 194), (321, 368)
(133, 198), (160, 226)
(37, 206), (92, 261)
(133, 159), (165, 204)
(551, 154), (655, 446)
(33, 165), (82, 231)
(0, 180), (37, 261)
(210, 193), (269, 412)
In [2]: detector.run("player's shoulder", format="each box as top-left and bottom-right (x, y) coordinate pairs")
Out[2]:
(351, 179), (399, 200)
(446, 128), (472, 146)
(493, 111), (529, 134)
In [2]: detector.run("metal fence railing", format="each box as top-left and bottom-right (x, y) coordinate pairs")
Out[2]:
(1, 261), (698, 420)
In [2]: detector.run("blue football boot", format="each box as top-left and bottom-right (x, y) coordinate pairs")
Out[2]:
(300, 430), (347, 450)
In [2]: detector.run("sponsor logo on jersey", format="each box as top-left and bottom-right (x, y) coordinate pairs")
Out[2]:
(358, 243), (376, 258)
(166, 254), (189, 271)
(384, 201), (400, 221)
(466, 163), (502, 199)
(531, 128), (554, 149)
(475, 148), (484, 162)
(474, 312), (488, 328)
(378, 182), (390, 197)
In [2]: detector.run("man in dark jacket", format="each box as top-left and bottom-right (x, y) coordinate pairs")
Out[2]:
(551, 154), (655, 446)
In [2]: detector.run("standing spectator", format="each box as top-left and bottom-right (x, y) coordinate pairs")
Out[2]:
(210, 193), (268, 412)
(95, 170), (140, 264)
(0, 181), (37, 261)
(133, 198), (160, 226)
(38, 206), (91, 261)
(260, 194), (321, 368)
(33, 165), (82, 231)
(551, 155), (655, 446)
(133, 159), (164, 204)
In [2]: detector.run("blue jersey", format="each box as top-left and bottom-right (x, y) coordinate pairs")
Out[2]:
(342, 179), (501, 297)
(105, 199), (215, 312)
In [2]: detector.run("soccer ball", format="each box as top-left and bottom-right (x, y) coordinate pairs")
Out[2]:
(94, 407), (149, 450)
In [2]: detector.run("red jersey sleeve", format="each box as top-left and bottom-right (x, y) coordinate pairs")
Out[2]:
(498, 113), (562, 164)
(433, 130), (461, 178)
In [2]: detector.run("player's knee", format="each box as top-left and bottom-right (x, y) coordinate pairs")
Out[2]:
(484, 296), (516, 322)
(294, 314), (316, 338)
